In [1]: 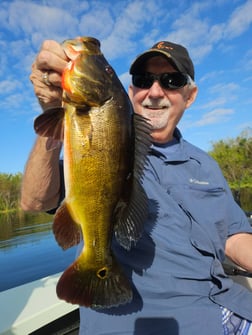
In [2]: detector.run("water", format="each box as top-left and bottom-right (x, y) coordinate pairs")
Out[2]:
(0, 212), (77, 292)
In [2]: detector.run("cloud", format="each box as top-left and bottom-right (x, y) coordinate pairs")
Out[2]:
(194, 109), (234, 127)
(119, 71), (131, 90)
(79, 7), (114, 39)
(3, 1), (79, 43)
(208, 82), (239, 95)
(166, 2), (210, 46)
(181, 108), (235, 130)
(224, 0), (252, 38)
(237, 123), (252, 133)
(0, 92), (33, 119)
(195, 80), (239, 117)
(199, 70), (225, 83)
(2, 0), (251, 67)
(159, 0), (252, 65)
(197, 97), (229, 110)
(101, 0), (159, 59)
(241, 48), (252, 71)
(0, 79), (22, 94)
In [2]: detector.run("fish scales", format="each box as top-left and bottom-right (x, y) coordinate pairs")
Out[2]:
(33, 36), (151, 309)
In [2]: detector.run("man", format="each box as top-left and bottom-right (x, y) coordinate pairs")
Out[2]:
(21, 39), (252, 334)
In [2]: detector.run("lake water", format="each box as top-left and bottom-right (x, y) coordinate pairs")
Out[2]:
(0, 211), (77, 292)
(1, 210), (251, 293)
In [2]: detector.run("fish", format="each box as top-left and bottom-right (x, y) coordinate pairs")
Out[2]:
(33, 36), (151, 309)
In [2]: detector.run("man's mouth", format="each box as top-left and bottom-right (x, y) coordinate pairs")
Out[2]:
(143, 105), (169, 110)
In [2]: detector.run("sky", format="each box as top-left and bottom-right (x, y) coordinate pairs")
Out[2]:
(0, 0), (252, 174)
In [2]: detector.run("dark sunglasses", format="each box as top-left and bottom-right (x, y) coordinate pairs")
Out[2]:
(132, 72), (189, 90)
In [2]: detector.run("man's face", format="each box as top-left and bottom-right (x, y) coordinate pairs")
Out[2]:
(128, 56), (197, 143)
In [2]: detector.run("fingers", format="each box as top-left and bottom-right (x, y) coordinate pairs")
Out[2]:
(30, 68), (63, 109)
(30, 40), (69, 110)
(37, 40), (69, 75)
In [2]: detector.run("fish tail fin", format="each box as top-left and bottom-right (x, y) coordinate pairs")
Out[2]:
(53, 202), (82, 250)
(56, 253), (133, 308)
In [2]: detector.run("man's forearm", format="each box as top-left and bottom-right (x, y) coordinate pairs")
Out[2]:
(225, 233), (252, 272)
(21, 136), (62, 212)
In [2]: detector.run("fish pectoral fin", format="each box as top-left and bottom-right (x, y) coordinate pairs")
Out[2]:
(56, 253), (133, 308)
(132, 112), (152, 181)
(114, 178), (149, 250)
(114, 113), (152, 251)
(53, 202), (82, 250)
(34, 107), (64, 141)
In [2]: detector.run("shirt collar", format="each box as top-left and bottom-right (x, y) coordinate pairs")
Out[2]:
(150, 128), (190, 162)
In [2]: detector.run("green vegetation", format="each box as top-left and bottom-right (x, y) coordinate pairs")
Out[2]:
(0, 173), (22, 213)
(209, 130), (252, 189)
(209, 129), (252, 211)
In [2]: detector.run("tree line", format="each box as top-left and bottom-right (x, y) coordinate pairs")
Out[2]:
(209, 129), (252, 190)
(0, 130), (251, 213)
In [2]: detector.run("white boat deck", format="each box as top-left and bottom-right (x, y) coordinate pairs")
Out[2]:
(0, 265), (252, 334)
(0, 272), (78, 335)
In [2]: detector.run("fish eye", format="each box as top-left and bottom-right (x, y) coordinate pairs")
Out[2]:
(105, 65), (114, 76)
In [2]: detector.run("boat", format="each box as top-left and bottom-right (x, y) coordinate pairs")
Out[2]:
(0, 272), (79, 335)
(1, 267), (252, 335)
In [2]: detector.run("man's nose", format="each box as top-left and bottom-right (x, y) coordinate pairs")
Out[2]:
(147, 80), (165, 98)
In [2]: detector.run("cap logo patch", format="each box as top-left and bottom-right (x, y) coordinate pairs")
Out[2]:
(155, 42), (174, 51)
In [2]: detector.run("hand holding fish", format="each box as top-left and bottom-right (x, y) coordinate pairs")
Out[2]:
(30, 39), (69, 110)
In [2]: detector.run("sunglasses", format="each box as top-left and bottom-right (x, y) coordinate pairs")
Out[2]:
(132, 72), (189, 90)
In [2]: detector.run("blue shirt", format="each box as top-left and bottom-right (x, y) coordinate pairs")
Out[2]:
(79, 129), (252, 334)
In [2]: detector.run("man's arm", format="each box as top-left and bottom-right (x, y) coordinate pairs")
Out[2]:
(21, 39), (69, 212)
(225, 233), (252, 272)
(21, 136), (62, 211)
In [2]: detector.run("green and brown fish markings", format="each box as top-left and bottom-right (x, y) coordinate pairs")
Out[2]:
(34, 36), (151, 309)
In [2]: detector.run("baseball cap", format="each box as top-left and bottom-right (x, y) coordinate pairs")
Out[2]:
(130, 41), (195, 80)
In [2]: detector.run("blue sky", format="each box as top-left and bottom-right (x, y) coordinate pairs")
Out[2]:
(0, 0), (252, 174)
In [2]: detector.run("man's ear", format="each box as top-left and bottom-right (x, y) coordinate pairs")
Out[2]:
(185, 86), (198, 109)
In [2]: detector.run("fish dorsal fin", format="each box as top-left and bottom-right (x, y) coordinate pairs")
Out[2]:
(34, 107), (65, 141)
(133, 113), (152, 180)
(114, 113), (152, 250)
(53, 201), (82, 250)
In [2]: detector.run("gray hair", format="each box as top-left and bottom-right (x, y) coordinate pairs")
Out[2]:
(187, 75), (197, 89)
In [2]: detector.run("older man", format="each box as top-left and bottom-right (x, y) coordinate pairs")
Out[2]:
(22, 39), (252, 334)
